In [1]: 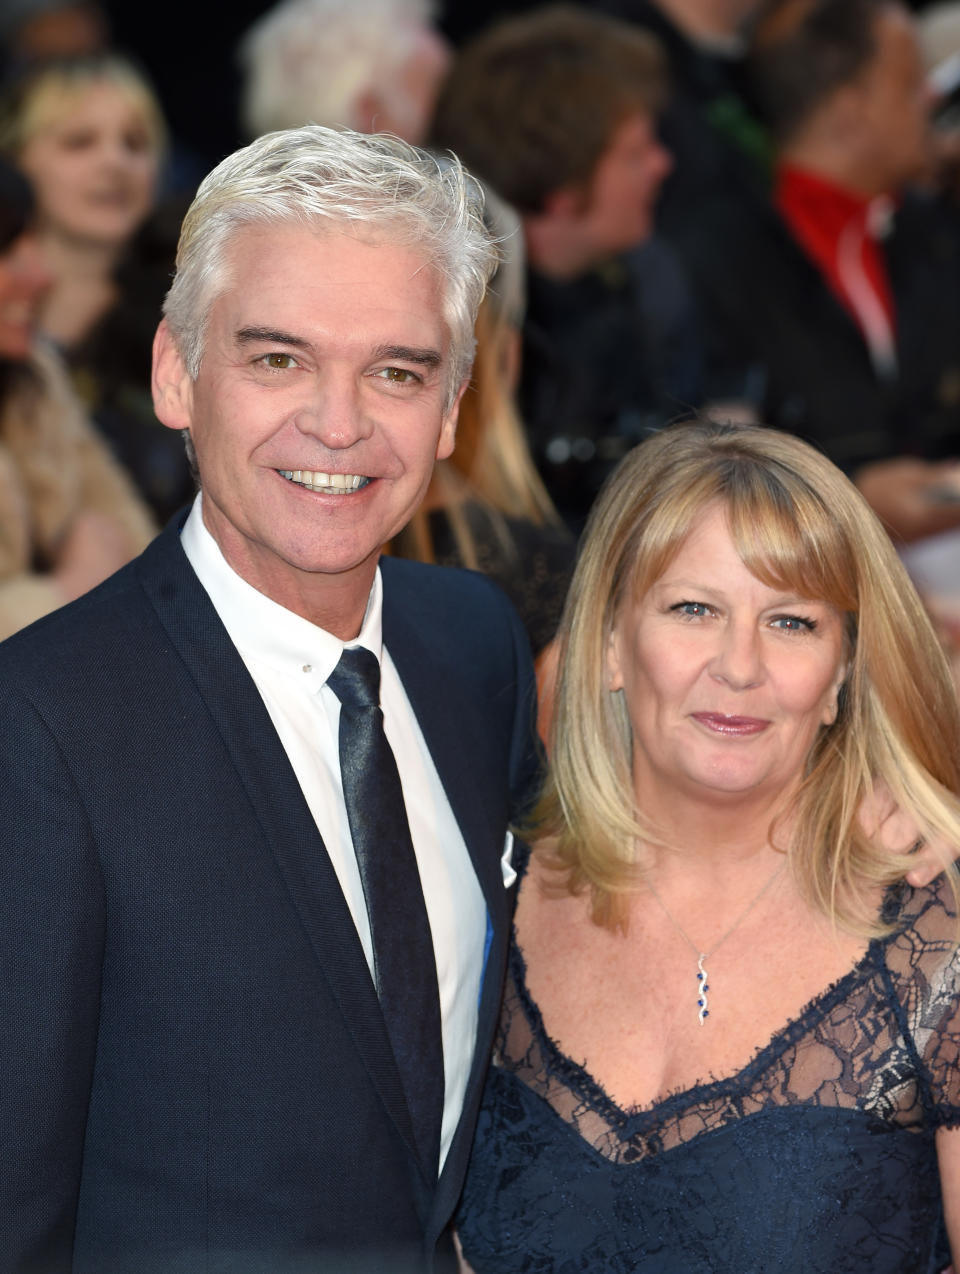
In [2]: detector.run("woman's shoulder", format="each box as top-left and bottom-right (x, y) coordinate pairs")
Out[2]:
(881, 869), (960, 1012)
(515, 840), (593, 944)
(884, 868), (959, 938)
(517, 838), (565, 895)
(5, 341), (87, 443)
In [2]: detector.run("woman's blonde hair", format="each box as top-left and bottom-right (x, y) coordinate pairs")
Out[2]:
(0, 54), (168, 162)
(538, 419), (960, 931)
(394, 287), (562, 569)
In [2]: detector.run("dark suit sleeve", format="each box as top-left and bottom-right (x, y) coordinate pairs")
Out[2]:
(0, 684), (105, 1272)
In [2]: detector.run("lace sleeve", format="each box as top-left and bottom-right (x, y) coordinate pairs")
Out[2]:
(886, 875), (960, 1125)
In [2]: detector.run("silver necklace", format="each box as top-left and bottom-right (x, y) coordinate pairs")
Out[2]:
(645, 863), (784, 1026)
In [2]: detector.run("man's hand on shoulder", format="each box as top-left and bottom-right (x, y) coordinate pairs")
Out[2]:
(859, 780), (952, 888)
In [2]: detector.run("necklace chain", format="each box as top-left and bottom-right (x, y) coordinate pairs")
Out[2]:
(645, 862), (784, 1026)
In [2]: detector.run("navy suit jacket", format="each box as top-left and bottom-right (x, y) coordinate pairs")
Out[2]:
(0, 519), (540, 1273)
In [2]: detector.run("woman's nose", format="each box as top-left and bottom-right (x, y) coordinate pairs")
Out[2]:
(710, 620), (764, 689)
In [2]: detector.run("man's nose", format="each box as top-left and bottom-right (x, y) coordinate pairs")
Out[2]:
(293, 374), (375, 449)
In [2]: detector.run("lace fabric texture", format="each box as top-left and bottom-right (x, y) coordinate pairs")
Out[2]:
(457, 875), (960, 1273)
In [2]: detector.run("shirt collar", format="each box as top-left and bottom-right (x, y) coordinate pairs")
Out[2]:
(180, 493), (383, 693)
(776, 163), (894, 238)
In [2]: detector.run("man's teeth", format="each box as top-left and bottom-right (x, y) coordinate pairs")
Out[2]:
(278, 470), (370, 493)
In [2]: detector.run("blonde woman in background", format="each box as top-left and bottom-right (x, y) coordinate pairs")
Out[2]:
(0, 53), (162, 350)
(0, 54), (193, 521)
(0, 157), (153, 637)
(392, 198), (576, 661)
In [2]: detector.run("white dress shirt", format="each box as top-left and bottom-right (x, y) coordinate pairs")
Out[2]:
(181, 496), (486, 1172)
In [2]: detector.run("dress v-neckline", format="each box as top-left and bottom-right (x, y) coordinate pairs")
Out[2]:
(508, 902), (897, 1141)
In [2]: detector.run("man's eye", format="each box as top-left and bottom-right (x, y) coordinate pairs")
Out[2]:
(261, 353), (298, 370)
(375, 367), (419, 384)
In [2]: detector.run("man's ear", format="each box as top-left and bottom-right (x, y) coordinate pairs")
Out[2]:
(436, 378), (469, 461)
(823, 83), (864, 148)
(152, 320), (194, 433)
(354, 89), (386, 136)
(541, 182), (589, 221)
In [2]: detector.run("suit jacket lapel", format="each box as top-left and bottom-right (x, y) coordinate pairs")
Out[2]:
(133, 526), (425, 1177)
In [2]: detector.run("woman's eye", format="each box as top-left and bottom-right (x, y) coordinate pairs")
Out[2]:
(771, 614), (816, 633)
(123, 129), (151, 153)
(672, 601), (711, 618)
(261, 353), (297, 370)
(59, 131), (96, 151)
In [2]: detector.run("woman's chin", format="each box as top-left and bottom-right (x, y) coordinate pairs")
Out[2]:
(55, 214), (145, 251)
(681, 758), (787, 803)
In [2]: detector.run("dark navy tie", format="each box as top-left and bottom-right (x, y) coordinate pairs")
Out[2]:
(327, 645), (444, 1176)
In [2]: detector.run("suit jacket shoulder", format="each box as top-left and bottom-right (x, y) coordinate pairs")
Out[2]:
(380, 554), (541, 819)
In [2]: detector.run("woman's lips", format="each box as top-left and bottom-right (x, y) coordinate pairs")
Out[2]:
(690, 712), (770, 736)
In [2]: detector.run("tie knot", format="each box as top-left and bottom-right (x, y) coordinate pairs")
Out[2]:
(327, 645), (381, 710)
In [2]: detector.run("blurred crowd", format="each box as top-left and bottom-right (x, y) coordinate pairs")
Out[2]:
(3, 0), (960, 681)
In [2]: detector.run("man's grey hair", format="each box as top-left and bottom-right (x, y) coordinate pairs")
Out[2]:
(238, 0), (435, 138)
(162, 124), (498, 408)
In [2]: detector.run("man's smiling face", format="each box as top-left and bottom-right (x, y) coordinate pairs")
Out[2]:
(154, 220), (462, 622)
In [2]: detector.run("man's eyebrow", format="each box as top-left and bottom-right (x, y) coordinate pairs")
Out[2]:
(372, 344), (443, 369)
(235, 326), (311, 348)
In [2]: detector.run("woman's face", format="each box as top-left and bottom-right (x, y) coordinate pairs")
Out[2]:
(606, 503), (848, 811)
(0, 229), (52, 359)
(18, 81), (158, 249)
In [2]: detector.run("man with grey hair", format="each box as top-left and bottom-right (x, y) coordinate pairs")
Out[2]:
(0, 124), (539, 1272)
(238, 0), (450, 143)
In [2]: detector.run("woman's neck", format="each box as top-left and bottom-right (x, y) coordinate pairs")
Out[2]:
(637, 784), (791, 875)
(36, 229), (122, 350)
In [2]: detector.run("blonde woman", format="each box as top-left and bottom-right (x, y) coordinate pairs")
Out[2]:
(458, 419), (960, 1273)
(391, 200), (575, 658)
(1, 54), (163, 348)
(0, 157), (153, 637)
(1, 54), (193, 520)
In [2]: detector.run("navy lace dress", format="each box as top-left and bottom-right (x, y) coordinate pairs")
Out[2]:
(457, 875), (960, 1273)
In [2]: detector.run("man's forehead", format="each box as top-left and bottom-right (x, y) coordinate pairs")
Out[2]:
(222, 216), (433, 267)
(206, 219), (450, 354)
(217, 221), (441, 304)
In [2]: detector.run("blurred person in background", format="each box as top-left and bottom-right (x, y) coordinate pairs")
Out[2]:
(592, 0), (772, 249)
(0, 156), (153, 637)
(685, 0), (960, 544)
(238, 0), (450, 144)
(0, 0), (108, 71)
(431, 5), (703, 532)
(916, 2), (960, 209)
(392, 197), (575, 661)
(0, 53), (195, 521)
(919, 1), (960, 74)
